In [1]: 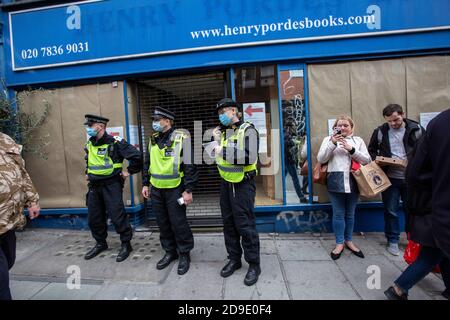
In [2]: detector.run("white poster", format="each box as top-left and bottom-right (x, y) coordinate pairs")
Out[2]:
(328, 119), (336, 136)
(420, 112), (440, 129)
(86, 126), (124, 141)
(106, 126), (124, 139)
(243, 102), (267, 153)
(129, 125), (144, 150)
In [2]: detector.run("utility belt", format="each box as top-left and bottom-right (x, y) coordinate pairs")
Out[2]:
(224, 170), (257, 184)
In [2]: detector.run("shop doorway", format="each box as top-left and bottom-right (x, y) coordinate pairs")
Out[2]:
(135, 71), (229, 226)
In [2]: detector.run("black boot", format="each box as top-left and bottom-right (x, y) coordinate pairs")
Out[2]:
(220, 260), (242, 278)
(84, 243), (108, 260)
(177, 253), (190, 275)
(116, 242), (133, 262)
(244, 264), (261, 286)
(156, 252), (178, 270)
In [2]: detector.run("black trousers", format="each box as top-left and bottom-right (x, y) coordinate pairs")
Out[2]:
(0, 230), (16, 301)
(151, 185), (194, 254)
(220, 177), (260, 265)
(87, 179), (132, 244)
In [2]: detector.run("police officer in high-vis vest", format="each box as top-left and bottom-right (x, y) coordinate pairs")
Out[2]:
(142, 107), (198, 275)
(83, 114), (142, 262)
(209, 98), (261, 286)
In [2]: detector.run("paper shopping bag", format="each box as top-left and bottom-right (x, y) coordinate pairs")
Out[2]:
(351, 161), (391, 198)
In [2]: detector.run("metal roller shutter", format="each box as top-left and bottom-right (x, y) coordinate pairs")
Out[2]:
(136, 72), (227, 220)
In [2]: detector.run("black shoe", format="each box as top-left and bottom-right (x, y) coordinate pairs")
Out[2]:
(84, 243), (108, 260)
(157, 252), (178, 270)
(244, 264), (261, 286)
(384, 286), (408, 300)
(330, 248), (344, 260)
(116, 242), (133, 262)
(345, 244), (365, 258)
(442, 289), (450, 300)
(177, 253), (190, 275)
(220, 260), (242, 278)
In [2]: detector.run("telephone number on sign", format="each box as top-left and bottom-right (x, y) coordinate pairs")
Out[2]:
(20, 42), (89, 60)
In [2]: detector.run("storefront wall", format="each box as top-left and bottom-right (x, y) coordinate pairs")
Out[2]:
(1, 0), (450, 232)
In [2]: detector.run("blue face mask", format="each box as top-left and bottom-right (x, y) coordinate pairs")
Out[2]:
(86, 127), (98, 137)
(219, 113), (232, 126)
(152, 121), (163, 132)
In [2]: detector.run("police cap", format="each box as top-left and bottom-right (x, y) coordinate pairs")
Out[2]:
(216, 98), (239, 113)
(153, 106), (175, 120)
(84, 114), (109, 126)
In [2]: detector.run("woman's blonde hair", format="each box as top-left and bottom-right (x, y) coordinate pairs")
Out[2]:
(333, 115), (355, 133)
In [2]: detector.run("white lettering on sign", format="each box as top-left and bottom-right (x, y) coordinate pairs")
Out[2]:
(66, 5), (81, 30)
(366, 5), (381, 30)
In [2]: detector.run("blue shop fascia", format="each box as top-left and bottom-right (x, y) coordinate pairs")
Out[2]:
(1, 0), (450, 233)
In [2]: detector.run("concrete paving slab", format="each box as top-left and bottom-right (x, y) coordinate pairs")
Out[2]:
(335, 254), (432, 300)
(283, 261), (360, 300)
(12, 232), (167, 283)
(92, 282), (161, 300)
(260, 239), (277, 255)
(190, 236), (228, 262)
(389, 258), (446, 298)
(276, 239), (330, 261)
(223, 254), (289, 300)
(14, 229), (63, 263)
(10, 280), (50, 300)
(159, 261), (224, 300)
(31, 282), (102, 300)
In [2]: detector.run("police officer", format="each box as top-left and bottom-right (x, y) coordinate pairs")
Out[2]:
(83, 114), (142, 262)
(0, 106), (40, 300)
(142, 107), (198, 275)
(210, 98), (261, 286)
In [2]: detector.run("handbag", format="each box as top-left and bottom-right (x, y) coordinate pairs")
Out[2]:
(404, 233), (441, 273)
(312, 162), (328, 185)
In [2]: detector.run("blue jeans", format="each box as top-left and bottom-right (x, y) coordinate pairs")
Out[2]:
(381, 178), (407, 244)
(329, 191), (359, 244)
(285, 163), (305, 200)
(395, 246), (450, 295)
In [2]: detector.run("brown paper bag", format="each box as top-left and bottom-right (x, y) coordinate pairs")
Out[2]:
(352, 161), (391, 198)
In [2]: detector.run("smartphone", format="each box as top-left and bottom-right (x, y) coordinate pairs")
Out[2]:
(334, 128), (342, 135)
(177, 197), (185, 205)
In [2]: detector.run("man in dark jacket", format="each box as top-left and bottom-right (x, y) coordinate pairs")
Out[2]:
(384, 108), (450, 300)
(368, 104), (425, 256)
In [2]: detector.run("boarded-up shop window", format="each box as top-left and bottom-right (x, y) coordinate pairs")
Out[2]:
(308, 55), (450, 203)
(19, 82), (140, 208)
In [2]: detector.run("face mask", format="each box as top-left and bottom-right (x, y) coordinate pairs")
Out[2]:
(219, 113), (232, 126)
(152, 121), (163, 132)
(86, 127), (98, 137)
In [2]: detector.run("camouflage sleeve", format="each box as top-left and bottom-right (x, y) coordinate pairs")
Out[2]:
(20, 163), (40, 207)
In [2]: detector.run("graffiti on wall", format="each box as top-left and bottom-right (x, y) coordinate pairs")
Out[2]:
(276, 210), (330, 233)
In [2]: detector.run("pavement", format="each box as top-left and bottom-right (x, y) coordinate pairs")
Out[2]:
(9, 228), (447, 300)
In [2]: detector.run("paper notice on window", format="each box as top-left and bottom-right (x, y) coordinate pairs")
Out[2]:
(86, 126), (124, 141)
(129, 125), (144, 150)
(243, 102), (267, 153)
(420, 112), (440, 129)
(328, 119), (336, 136)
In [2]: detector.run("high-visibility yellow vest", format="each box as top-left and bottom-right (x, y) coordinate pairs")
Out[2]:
(149, 130), (185, 189)
(216, 122), (257, 183)
(86, 141), (123, 176)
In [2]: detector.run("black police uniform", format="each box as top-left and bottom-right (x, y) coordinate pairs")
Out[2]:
(143, 114), (198, 258)
(218, 120), (260, 265)
(84, 115), (142, 253)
